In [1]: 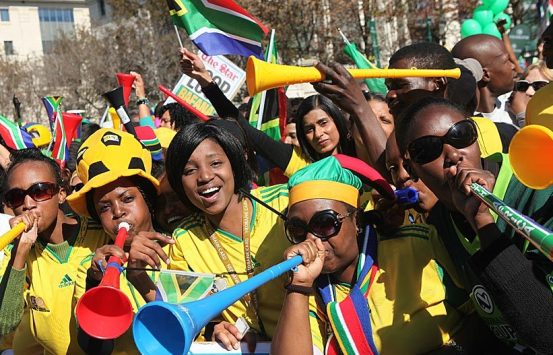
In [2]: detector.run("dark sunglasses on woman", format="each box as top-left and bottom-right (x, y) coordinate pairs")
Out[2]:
(5, 182), (59, 209)
(515, 80), (549, 92)
(285, 209), (355, 244)
(407, 119), (478, 165)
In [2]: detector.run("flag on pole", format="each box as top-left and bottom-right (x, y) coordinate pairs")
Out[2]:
(166, 0), (268, 58)
(41, 96), (63, 131)
(248, 30), (287, 141)
(339, 30), (388, 95)
(0, 115), (35, 150)
(51, 116), (68, 161)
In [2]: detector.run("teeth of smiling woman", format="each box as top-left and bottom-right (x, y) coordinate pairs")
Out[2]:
(200, 187), (220, 196)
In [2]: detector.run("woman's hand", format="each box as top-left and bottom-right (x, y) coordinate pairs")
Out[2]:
(127, 231), (175, 270)
(284, 239), (325, 288)
(446, 164), (496, 231)
(9, 210), (39, 232)
(130, 71), (146, 99)
(212, 321), (257, 352)
(312, 62), (370, 118)
(179, 48), (212, 87)
(89, 244), (128, 281)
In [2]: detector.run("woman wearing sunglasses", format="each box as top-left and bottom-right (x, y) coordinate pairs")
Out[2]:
(272, 155), (478, 354)
(165, 121), (291, 351)
(0, 148), (111, 354)
(509, 60), (552, 126)
(395, 97), (553, 353)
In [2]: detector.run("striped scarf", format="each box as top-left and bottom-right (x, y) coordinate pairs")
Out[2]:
(317, 226), (379, 355)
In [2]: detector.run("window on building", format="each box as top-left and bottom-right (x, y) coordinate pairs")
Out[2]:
(0, 8), (9, 22)
(98, 0), (106, 16)
(4, 41), (14, 56)
(38, 8), (75, 54)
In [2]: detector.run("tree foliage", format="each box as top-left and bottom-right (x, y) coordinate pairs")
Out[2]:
(0, 0), (483, 122)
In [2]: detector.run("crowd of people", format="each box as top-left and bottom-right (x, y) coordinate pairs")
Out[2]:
(0, 21), (552, 355)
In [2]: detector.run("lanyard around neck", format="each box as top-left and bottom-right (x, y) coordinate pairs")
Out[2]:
(205, 198), (265, 336)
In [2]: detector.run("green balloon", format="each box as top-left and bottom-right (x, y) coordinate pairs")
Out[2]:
(494, 12), (512, 29)
(481, 0), (496, 9)
(490, 0), (509, 15)
(482, 23), (502, 39)
(473, 9), (494, 26)
(461, 19), (483, 38)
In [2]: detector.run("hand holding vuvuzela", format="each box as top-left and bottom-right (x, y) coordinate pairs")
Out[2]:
(470, 183), (553, 261)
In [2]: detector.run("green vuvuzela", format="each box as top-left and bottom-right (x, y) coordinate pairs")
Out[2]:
(471, 183), (553, 261)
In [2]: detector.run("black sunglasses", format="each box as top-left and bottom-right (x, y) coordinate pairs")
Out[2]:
(407, 120), (478, 165)
(5, 182), (59, 209)
(515, 80), (549, 92)
(285, 209), (354, 244)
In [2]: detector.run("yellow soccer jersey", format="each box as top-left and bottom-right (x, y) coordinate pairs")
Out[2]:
(170, 185), (291, 338)
(75, 254), (161, 355)
(5, 218), (111, 355)
(284, 147), (310, 177)
(309, 224), (470, 355)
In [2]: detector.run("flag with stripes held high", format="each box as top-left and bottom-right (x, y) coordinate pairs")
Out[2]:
(248, 30), (287, 141)
(166, 0), (268, 58)
(51, 111), (68, 162)
(41, 96), (63, 130)
(0, 115), (35, 150)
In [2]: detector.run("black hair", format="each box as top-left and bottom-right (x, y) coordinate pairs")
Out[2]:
(154, 101), (165, 118)
(159, 103), (200, 131)
(151, 159), (165, 179)
(165, 121), (255, 211)
(294, 94), (355, 161)
(66, 123), (101, 173)
(363, 92), (387, 103)
(4, 149), (64, 194)
(85, 175), (158, 224)
(81, 122), (101, 143)
(209, 118), (259, 177)
(287, 97), (304, 125)
(389, 42), (456, 70)
(395, 97), (466, 155)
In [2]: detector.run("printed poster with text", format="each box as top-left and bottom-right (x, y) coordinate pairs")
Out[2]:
(165, 51), (246, 115)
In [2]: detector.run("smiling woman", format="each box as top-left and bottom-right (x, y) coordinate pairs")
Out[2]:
(165, 121), (291, 349)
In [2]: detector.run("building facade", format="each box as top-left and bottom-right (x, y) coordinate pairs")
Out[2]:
(0, 0), (108, 59)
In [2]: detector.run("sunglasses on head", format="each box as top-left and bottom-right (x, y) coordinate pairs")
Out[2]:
(515, 80), (549, 92)
(4, 182), (59, 209)
(407, 119), (478, 165)
(285, 209), (354, 244)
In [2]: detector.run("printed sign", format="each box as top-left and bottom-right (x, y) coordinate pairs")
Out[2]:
(166, 51), (246, 115)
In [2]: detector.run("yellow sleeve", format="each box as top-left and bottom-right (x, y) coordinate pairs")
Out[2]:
(308, 295), (327, 354)
(284, 147), (311, 177)
(168, 229), (191, 272)
(0, 244), (13, 279)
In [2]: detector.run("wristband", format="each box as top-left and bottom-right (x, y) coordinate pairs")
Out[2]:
(285, 284), (313, 295)
(136, 97), (150, 106)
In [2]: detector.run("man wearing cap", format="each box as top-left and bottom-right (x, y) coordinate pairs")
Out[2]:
(272, 156), (475, 355)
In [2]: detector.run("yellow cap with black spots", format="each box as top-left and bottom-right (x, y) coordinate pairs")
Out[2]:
(66, 128), (160, 217)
